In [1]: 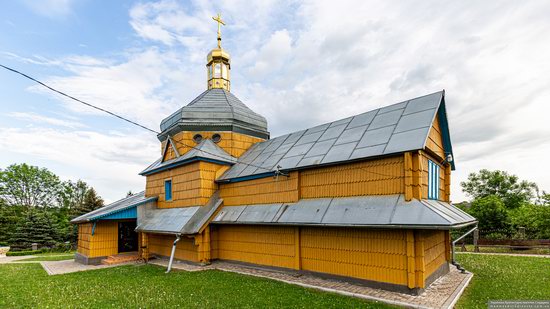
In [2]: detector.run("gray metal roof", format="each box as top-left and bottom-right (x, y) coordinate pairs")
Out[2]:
(71, 191), (157, 223)
(136, 192), (223, 235)
(159, 88), (269, 140)
(140, 139), (236, 176)
(212, 195), (476, 229)
(218, 91), (450, 181)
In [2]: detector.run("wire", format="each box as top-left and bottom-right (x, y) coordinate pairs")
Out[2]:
(0, 63), (396, 179)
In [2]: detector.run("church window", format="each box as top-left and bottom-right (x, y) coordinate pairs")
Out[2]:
(214, 63), (221, 78)
(208, 65), (212, 79)
(428, 160), (440, 200)
(164, 180), (172, 201)
(212, 133), (221, 143)
(222, 64), (228, 79)
(193, 134), (203, 143)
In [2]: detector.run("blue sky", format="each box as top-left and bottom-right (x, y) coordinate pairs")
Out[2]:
(1, 0), (550, 202)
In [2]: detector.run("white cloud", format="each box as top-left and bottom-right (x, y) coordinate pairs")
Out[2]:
(0, 126), (158, 203)
(20, 0), (74, 18)
(8, 112), (87, 129)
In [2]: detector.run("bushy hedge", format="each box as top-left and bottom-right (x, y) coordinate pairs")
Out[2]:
(6, 249), (48, 256)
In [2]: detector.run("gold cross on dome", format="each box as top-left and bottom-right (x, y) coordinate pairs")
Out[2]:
(212, 13), (226, 47)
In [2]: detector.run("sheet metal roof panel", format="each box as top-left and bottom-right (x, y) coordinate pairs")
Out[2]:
(295, 131), (323, 145)
(383, 127), (430, 154)
(297, 155), (325, 167)
(303, 139), (336, 158)
(357, 125), (395, 148)
(378, 101), (408, 114)
(278, 199), (331, 224)
(403, 92), (443, 115)
(278, 155), (303, 169)
(347, 110), (378, 129)
(393, 109), (437, 134)
(349, 144), (386, 160)
(213, 205), (247, 222)
(320, 142), (356, 164)
(389, 196), (449, 226)
(368, 109), (404, 130)
(318, 124), (347, 141)
(329, 116), (353, 127)
(334, 125), (368, 145)
(322, 195), (399, 225)
(237, 204), (284, 223)
(180, 194), (223, 234)
(283, 142), (315, 158)
(136, 206), (199, 234)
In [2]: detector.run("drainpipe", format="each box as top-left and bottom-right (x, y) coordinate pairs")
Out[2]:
(166, 234), (181, 273)
(451, 225), (478, 273)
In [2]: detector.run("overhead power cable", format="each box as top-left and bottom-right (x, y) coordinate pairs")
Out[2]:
(0, 63), (396, 179)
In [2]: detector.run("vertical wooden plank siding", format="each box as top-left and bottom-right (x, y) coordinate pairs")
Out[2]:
(162, 131), (264, 158)
(210, 226), (219, 259)
(414, 231), (426, 288)
(425, 115), (445, 160)
(219, 172), (299, 205)
(195, 228), (211, 263)
(77, 223), (92, 256)
(404, 153), (414, 201)
(445, 164), (452, 202)
(148, 234), (198, 262)
(411, 152), (423, 200)
(300, 227), (408, 286)
(145, 161), (224, 208)
(423, 230), (447, 278)
(444, 230), (451, 262)
(300, 157), (404, 198)
(405, 230), (416, 288)
(87, 221), (118, 258)
(216, 225), (296, 269)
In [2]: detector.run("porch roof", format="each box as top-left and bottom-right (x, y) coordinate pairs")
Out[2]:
(71, 191), (157, 224)
(211, 195), (476, 229)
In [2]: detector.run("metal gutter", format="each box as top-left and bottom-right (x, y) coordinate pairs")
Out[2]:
(210, 220), (478, 230)
(451, 225), (478, 273)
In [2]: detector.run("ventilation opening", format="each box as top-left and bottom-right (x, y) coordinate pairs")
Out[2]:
(193, 134), (203, 144)
(212, 133), (222, 143)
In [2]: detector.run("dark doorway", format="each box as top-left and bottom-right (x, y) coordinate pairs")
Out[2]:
(118, 221), (138, 253)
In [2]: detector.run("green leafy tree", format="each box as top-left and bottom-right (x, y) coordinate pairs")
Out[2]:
(59, 180), (90, 215)
(72, 188), (104, 218)
(0, 163), (63, 208)
(461, 169), (537, 209)
(469, 195), (510, 231)
(0, 204), (22, 246)
(510, 204), (550, 239)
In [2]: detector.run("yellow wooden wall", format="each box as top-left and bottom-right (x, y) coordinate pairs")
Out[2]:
(425, 115), (445, 160)
(161, 131), (264, 158)
(216, 225), (296, 268)
(423, 230), (447, 278)
(300, 157), (404, 198)
(300, 227), (409, 286)
(148, 234), (198, 262)
(213, 225), (446, 288)
(77, 221), (118, 258)
(219, 172), (300, 206)
(145, 161), (223, 208)
(77, 223), (92, 256)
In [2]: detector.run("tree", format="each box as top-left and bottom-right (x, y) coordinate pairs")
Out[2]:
(0, 204), (22, 246)
(460, 169), (537, 209)
(9, 208), (58, 249)
(59, 180), (89, 212)
(0, 163), (63, 208)
(72, 188), (104, 218)
(469, 195), (510, 231)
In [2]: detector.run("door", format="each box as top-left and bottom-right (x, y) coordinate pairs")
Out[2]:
(118, 221), (138, 253)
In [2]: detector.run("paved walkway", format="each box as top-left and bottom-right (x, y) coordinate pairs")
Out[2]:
(0, 255), (36, 264)
(150, 260), (472, 309)
(41, 259), (135, 275)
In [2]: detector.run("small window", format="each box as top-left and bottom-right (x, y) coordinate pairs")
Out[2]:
(428, 160), (440, 200)
(164, 180), (172, 201)
(193, 134), (203, 144)
(212, 133), (221, 143)
(222, 64), (228, 79)
(208, 65), (213, 79)
(214, 63), (221, 78)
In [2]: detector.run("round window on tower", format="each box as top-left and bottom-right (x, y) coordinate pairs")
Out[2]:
(212, 133), (221, 143)
(193, 134), (203, 144)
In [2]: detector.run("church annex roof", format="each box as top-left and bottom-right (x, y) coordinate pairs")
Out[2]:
(218, 90), (453, 181)
(212, 194), (476, 229)
(140, 139), (236, 176)
(71, 191), (157, 223)
(159, 88), (269, 140)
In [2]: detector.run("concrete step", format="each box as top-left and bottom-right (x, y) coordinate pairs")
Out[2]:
(101, 252), (139, 265)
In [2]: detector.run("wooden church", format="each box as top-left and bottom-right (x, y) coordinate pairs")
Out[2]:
(72, 15), (475, 294)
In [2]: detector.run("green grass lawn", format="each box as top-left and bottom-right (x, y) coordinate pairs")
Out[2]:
(0, 263), (392, 308)
(15, 254), (75, 262)
(456, 254), (550, 308)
